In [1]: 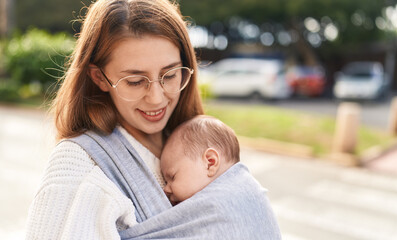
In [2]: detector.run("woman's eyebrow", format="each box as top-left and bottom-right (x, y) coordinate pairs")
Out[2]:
(121, 61), (182, 75)
(163, 61), (182, 70)
(120, 69), (146, 75)
(120, 61), (182, 75)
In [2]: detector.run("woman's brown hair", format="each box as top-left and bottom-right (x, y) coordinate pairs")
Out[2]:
(51, 0), (204, 140)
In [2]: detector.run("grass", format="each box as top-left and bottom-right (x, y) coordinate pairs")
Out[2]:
(205, 101), (395, 158)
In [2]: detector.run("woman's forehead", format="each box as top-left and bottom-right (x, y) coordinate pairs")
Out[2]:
(107, 35), (181, 73)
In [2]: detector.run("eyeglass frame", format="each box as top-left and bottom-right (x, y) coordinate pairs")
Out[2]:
(99, 66), (194, 101)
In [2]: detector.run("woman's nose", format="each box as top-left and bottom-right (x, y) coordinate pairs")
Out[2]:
(145, 80), (164, 104)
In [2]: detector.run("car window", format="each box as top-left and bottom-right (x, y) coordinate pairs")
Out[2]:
(346, 71), (373, 78)
(342, 62), (383, 79)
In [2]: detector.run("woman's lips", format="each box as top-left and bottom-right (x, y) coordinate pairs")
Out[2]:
(139, 107), (166, 122)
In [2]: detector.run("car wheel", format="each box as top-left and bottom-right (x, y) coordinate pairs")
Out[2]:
(250, 91), (263, 101)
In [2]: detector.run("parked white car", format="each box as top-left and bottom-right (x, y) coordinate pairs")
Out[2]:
(201, 58), (292, 99)
(333, 61), (388, 100)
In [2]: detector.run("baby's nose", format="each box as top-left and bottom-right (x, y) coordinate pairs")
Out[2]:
(163, 184), (171, 194)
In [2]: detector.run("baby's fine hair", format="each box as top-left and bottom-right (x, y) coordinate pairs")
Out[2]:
(173, 115), (240, 163)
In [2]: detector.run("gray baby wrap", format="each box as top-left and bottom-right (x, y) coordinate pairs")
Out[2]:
(68, 128), (281, 240)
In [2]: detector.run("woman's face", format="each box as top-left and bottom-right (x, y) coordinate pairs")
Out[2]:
(102, 35), (182, 137)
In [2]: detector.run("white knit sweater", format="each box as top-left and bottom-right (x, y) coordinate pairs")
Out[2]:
(25, 127), (166, 240)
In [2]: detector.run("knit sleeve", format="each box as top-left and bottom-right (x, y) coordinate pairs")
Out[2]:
(25, 141), (137, 240)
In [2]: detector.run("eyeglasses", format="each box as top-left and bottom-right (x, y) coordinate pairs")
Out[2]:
(99, 66), (193, 101)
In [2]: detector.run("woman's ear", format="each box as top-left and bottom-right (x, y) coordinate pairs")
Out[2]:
(88, 64), (110, 92)
(203, 148), (220, 177)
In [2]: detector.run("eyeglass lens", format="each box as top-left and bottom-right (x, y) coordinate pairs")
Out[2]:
(115, 67), (191, 101)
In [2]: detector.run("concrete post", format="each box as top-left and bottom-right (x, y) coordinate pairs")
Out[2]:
(387, 96), (397, 136)
(331, 102), (360, 166)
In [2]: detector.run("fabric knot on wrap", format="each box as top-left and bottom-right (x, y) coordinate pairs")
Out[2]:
(68, 128), (282, 240)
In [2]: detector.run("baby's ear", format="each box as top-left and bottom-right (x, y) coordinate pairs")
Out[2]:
(88, 64), (110, 92)
(203, 148), (220, 177)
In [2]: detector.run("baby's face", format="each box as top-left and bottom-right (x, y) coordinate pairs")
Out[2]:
(161, 138), (210, 205)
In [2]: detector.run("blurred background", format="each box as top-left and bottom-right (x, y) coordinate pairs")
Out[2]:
(1, 0), (397, 162)
(1, 0), (397, 239)
(1, 0), (397, 100)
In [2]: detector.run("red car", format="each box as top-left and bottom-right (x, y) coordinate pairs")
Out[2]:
(286, 66), (326, 97)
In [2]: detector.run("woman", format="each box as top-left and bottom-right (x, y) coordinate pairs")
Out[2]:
(26, 0), (203, 239)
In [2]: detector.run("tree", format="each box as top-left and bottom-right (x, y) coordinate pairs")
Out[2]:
(179, 0), (390, 60)
(179, 0), (397, 87)
(180, 0), (386, 42)
(14, 0), (90, 33)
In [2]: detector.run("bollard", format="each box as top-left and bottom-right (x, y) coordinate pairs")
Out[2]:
(387, 96), (397, 136)
(331, 102), (360, 166)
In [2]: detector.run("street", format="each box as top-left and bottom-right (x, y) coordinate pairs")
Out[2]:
(1, 105), (397, 239)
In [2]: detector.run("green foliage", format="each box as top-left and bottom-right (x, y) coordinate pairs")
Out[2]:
(0, 79), (19, 100)
(0, 78), (47, 106)
(199, 82), (214, 100)
(180, 0), (389, 59)
(15, 0), (91, 33)
(3, 28), (75, 96)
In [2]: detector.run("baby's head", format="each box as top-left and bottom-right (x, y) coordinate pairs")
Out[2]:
(161, 115), (240, 205)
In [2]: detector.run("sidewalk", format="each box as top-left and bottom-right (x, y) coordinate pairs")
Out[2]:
(0, 105), (54, 239)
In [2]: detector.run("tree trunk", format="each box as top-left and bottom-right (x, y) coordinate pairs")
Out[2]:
(289, 18), (319, 66)
(385, 39), (396, 90)
(0, 0), (15, 38)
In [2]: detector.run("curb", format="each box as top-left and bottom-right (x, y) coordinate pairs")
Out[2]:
(360, 139), (397, 163)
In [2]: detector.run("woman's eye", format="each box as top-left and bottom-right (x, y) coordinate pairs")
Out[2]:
(126, 79), (145, 86)
(163, 73), (177, 80)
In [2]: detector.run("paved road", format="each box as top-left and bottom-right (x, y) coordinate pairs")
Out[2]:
(1, 105), (397, 239)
